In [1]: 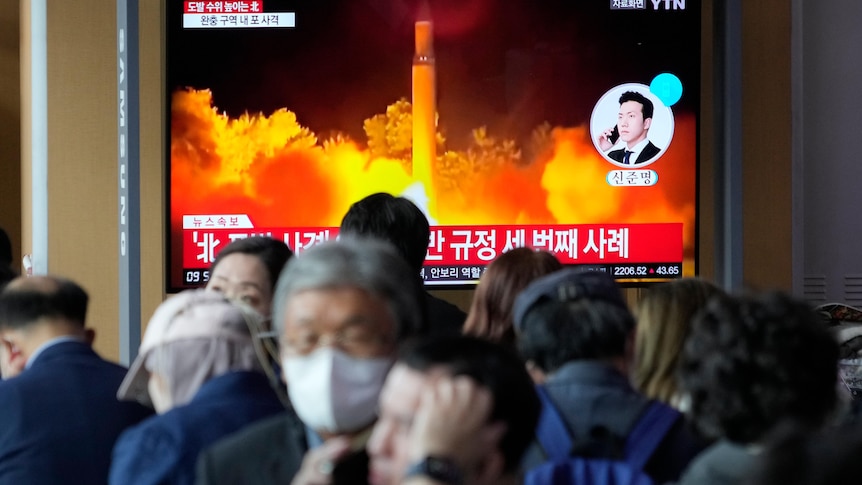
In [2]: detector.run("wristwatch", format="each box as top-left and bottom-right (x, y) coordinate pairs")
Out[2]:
(403, 456), (464, 485)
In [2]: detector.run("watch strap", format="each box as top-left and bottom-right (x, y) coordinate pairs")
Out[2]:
(403, 456), (464, 485)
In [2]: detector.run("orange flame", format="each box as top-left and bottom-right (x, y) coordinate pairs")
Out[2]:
(171, 89), (696, 275)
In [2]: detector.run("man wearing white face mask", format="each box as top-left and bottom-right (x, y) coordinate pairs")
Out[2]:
(196, 237), (427, 485)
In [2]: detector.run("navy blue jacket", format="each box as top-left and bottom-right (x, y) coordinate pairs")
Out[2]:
(110, 370), (284, 485)
(0, 340), (152, 485)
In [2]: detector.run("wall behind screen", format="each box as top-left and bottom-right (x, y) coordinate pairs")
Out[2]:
(10, 0), (795, 361)
(13, 0), (164, 361)
(0, 3), (21, 272)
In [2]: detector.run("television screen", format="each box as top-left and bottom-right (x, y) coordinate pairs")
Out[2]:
(167, 0), (700, 291)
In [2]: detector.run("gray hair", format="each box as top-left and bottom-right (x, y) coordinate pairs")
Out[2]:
(272, 237), (426, 342)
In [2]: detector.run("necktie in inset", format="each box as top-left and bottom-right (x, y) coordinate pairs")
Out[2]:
(623, 150), (634, 165)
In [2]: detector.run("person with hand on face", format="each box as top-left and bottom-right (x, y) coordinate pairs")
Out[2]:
(597, 91), (661, 165)
(400, 378), (501, 485)
(195, 238), (427, 485)
(368, 336), (540, 485)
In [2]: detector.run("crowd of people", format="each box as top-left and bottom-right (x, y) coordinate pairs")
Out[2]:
(0, 195), (859, 485)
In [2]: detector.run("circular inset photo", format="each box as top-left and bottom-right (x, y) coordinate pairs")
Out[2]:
(590, 83), (674, 168)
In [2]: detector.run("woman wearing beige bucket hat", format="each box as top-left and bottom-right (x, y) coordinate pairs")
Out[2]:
(109, 289), (285, 485)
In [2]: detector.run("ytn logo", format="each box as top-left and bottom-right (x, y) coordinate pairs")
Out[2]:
(652, 0), (686, 9)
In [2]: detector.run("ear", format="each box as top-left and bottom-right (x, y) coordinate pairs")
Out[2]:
(472, 448), (506, 485)
(2, 340), (27, 378)
(643, 117), (652, 130)
(8, 347), (27, 375)
(83, 328), (96, 346)
(525, 360), (546, 385)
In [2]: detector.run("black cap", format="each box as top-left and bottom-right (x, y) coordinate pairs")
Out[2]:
(512, 269), (627, 332)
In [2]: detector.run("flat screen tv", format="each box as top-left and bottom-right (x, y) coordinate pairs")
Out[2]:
(167, 0), (700, 291)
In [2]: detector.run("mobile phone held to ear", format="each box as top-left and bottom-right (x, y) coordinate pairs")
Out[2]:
(608, 125), (620, 144)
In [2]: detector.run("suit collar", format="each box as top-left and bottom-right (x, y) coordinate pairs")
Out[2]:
(27, 339), (95, 368)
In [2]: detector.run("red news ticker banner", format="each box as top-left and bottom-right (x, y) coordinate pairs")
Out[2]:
(181, 223), (683, 269)
(184, 1), (264, 13)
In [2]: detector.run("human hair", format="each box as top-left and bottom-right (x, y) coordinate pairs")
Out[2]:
(339, 193), (431, 274)
(399, 335), (540, 473)
(463, 248), (561, 349)
(619, 91), (654, 120)
(0, 267), (14, 292)
(517, 298), (635, 374)
(209, 236), (293, 292)
(678, 291), (839, 444)
(0, 228), (16, 290)
(272, 238), (426, 341)
(0, 277), (89, 330)
(0, 227), (11, 265)
(632, 277), (725, 405)
(745, 421), (862, 485)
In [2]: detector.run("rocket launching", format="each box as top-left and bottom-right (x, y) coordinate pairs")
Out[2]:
(412, 20), (437, 216)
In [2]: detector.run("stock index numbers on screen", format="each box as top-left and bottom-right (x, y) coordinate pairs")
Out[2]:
(180, 218), (684, 286)
(168, 0), (700, 290)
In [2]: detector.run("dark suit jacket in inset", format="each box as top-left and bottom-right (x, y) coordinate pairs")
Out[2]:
(0, 340), (153, 485)
(608, 141), (661, 165)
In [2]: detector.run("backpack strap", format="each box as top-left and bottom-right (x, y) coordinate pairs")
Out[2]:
(623, 400), (681, 472)
(534, 385), (574, 462)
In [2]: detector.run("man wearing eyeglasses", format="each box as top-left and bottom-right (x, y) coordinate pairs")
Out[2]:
(196, 237), (427, 485)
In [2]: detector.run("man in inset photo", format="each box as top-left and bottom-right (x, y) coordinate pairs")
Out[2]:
(597, 91), (661, 165)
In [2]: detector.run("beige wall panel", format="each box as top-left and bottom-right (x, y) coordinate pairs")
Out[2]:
(45, 0), (120, 359)
(140, 0), (166, 330)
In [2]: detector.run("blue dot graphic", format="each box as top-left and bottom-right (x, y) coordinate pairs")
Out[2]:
(650, 73), (683, 107)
